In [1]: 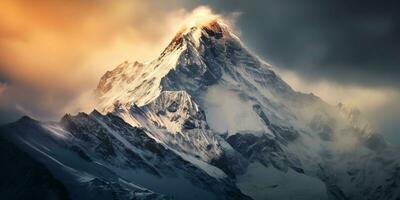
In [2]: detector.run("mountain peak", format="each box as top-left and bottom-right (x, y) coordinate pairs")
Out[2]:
(176, 5), (230, 36)
(95, 12), (270, 113)
(16, 115), (37, 124)
(156, 19), (234, 68)
(167, 8), (232, 49)
(177, 18), (229, 37)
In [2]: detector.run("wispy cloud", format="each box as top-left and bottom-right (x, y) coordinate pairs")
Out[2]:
(0, 82), (7, 96)
(278, 68), (400, 145)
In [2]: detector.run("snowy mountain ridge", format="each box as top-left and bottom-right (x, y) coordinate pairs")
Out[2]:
(93, 18), (396, 200)
(95, 20), (233, 112)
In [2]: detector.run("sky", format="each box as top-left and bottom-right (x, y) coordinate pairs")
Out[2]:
(0, 1), (399, 144)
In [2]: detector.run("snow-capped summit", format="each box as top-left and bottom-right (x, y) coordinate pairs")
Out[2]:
(172, 18), (232, 47)
(95, 19), (236, 112)
(1, 12), (399, 200)
(95, 18), (291, 114)
(92, 13), (397, 200)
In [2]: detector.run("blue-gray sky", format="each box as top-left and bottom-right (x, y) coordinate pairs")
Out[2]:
(187, 0), (400, 88)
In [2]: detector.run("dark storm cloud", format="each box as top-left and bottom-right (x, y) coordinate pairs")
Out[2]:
(192, 0), (400, 88)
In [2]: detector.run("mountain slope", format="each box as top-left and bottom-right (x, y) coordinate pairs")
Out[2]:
(0, 113), (249, 200)
(95, 18), (397, 200)
(0, 131), (69, 200)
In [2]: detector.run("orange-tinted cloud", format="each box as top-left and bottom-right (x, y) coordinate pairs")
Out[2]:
(0, 0), (196, 121)
(0, 0), (186, 88)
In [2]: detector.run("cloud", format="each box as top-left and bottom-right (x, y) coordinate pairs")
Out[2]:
(0, 82), (7, 96)
(203, 85), (265, 134)
(0, 0), (187, 89)
(278, 69), (400, 146)
(0, 2), (240, 123)
(194, 0), (400, 88)
(15, 104), (34, 118)
(0, 0), (198, 123)
(279, 69), (393, 109)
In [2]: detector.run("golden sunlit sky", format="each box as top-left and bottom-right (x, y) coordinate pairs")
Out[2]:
(0, 0), (196, 119)
(0, 0), (399, 143)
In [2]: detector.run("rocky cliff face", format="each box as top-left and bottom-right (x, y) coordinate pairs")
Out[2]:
(0, 112), (249, 200)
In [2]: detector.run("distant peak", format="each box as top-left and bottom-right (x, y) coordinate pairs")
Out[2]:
(17, 115), (37, 123)
(90, 109), (102, 117)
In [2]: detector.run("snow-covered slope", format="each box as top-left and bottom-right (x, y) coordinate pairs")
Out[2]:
(94, 18), (398, 200)
(0, 113), (249, 200)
